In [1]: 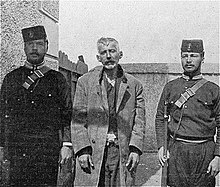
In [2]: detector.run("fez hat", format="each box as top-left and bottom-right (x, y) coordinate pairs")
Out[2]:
(22, 25), (47, 42)
(181, 39), (204, 53)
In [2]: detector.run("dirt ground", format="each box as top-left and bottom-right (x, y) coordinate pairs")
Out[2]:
(135, 152), (161, 186)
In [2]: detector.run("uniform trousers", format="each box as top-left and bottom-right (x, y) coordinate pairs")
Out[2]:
(98, 143), (120, 187)
(8, 144), (59, 187)
(167, 139), (216, 187)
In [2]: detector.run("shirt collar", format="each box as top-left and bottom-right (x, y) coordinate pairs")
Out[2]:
(182, 74), (203, 80)
(98, 64), (127, 84)
(24, 61), (45, 70)
(104, 72), (116, 87)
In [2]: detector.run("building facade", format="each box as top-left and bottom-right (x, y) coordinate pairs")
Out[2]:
(1, 0), (59, 85)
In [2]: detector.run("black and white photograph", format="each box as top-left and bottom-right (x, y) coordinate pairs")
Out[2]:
(0, 0), (219, 186)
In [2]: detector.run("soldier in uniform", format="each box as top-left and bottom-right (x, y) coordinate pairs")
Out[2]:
(155, 39), (220, 187)
(71, 37), (145, 186)
(0, 25), (72, 186)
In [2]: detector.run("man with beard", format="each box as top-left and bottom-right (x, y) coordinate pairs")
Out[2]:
(0, 25), (72, 186)
(71, 37), (146, 186)
(155, 39), (220, 187)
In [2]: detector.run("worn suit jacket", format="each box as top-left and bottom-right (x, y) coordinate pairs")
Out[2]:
(71, 65), (146, 187)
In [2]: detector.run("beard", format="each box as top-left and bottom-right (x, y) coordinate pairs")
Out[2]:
(103, 60), (118, 70)
(104, 64), (117, 70)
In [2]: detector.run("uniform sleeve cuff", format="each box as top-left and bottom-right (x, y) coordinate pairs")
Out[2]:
(63, 142), (72, 147)
(129, 145), (142, 155)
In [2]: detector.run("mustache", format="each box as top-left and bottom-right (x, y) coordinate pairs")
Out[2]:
(105, 60), (115, 63)
(30, 52), (39, 55)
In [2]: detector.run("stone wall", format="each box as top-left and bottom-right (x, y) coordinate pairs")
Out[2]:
(0, 0), (59, 86)
(121, 63), (219, 152)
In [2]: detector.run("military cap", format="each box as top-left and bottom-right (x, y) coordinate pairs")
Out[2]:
(22, 25), (47, 42)
(181, 39), (204, 53)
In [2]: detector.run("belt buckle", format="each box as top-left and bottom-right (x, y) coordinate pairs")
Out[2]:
(186, 88), (195, 96)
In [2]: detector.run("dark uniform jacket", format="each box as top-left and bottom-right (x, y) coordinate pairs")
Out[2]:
(0, 64), (72, 185)
(155, 74), (220, 156)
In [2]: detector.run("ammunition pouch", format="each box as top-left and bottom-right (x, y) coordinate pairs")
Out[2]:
(172, 109), (182, 122)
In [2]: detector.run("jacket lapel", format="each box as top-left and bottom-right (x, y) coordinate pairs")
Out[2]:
(94, 67), (108, 113)
(101, 82), (109, 112)
(116, 81), (129, 113)
(95, 83), (109, 113)
(95, 65), (129, 114)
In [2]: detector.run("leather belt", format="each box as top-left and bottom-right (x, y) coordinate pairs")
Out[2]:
(170, 134), (214, 143)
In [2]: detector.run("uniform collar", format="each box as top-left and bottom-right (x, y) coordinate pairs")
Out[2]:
(24, 61), (45, 70)
(182, 74), (203, 80)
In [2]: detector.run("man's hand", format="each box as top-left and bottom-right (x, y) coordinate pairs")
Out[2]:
(60, 146), (72, 165)
(207, 156), (220, 177)
(126, 152), (140, 172)
(158, 146), (170, 166)
(78, 154), (94, 173)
